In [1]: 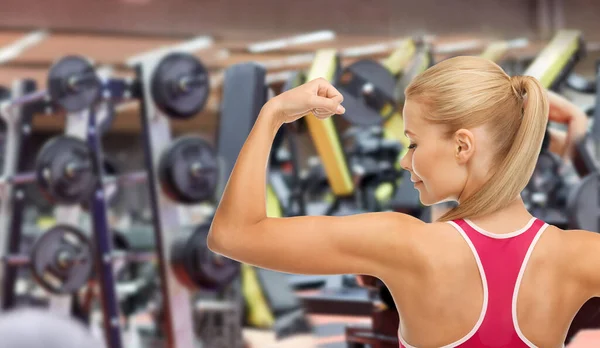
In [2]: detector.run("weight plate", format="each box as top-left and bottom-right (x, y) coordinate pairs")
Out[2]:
(35, 136), (97, 205)
(158, 135), (219, 204)
(567, 172), (600, 231)
(47, 55), (101, 112)
(170, 224), (240, 291)
(151, 52), (210, 119)
(30, 224), (94, 294)
(169, 228), (196, 289)
(335, 60), (397, 126)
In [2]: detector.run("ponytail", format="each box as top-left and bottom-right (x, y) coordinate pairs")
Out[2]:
(437, 75), (549, 221)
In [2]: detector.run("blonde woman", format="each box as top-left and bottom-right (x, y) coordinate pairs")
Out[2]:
(430, 89), (589, 222)
(208, 56), (594, 347)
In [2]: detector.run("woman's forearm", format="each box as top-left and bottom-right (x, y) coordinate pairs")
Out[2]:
(210, 102), (282, 235)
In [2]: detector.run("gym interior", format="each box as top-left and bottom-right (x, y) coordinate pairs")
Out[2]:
(1, 0), (600, 347)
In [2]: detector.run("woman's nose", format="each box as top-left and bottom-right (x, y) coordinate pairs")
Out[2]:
(400, 152), (411, 172)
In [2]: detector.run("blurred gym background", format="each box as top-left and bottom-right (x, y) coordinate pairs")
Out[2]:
(4, 0), (597, 224)
(1, 0), (600, 347)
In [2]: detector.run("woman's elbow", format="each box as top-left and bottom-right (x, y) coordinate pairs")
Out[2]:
(207, 223), (230, 253)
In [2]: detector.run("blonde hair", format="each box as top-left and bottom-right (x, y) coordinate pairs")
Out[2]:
(405, 56), (549, 221)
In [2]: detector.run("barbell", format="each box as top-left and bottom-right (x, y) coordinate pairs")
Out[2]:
(3, 223), (239, 294)
(1, 52), (210, 119)
(1, 134), (219, 205)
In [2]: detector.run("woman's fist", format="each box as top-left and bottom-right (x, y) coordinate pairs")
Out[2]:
(265, 77), (346, 124)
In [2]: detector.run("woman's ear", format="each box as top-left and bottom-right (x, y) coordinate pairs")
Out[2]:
(454, 129), (475, 164)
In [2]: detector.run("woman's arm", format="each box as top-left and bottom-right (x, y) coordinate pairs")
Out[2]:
(546, 90), (589, 159)
(208, 78), (427, 277)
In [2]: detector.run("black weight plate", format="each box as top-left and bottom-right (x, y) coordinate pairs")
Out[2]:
(158, 135), (219, 204)
(47, 55), (101, 112)
(30, 224), (94, 294)
(336, 60), (397, 126)
(170, 227), (197, 289)
(189, 224), (240, 290)
(170, 224), (240, 291)
(35, 136), (96, 205)
(151, 52), (210, 119)
(567, 172), (600, 231)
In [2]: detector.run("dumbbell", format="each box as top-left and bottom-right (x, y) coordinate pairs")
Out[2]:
(0, 134), (219, 205)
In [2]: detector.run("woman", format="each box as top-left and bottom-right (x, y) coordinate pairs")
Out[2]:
(208, 56), (597, 347)
(430, 89), (589, 221)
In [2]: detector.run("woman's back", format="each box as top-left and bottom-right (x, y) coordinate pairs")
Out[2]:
(386, 214), (592, 348)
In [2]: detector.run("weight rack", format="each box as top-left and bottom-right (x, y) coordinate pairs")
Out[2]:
(134, 52), (198, 348)
(82, 78), (134, 348)
(0, 79), (38, 311)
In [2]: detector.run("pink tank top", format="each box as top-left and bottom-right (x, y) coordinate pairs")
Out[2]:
(399, 217), (550, 348)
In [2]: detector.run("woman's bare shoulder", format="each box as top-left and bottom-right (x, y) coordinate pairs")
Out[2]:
(553, 225), (600, 251)
(546, 226), (600, 296)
